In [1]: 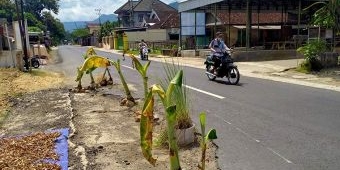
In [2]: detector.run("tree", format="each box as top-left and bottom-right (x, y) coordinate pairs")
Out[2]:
(71, 28), (90, 39)
(98, 21), (118, 43)
(23, 0), (60, 19)
(25, 12), (46, 31)
(0, 0), (16, 22)
(42, 11), (65, 46)
(306, 0), (340, 34)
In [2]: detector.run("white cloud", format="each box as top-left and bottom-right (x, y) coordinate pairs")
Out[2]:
(56, 0), (178, 22)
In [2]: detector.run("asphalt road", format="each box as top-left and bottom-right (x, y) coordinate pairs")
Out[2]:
(52, 46), (340, 170)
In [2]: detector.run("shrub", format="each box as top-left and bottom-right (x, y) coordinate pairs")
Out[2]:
(297, 39), (327, 71)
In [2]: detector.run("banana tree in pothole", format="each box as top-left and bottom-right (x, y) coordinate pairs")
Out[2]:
(75, 55), (135, 106)
(76, 48), (113, 90)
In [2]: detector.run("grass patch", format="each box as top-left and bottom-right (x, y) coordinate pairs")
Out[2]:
(30, 70), (55, 77)
(296, 66), (310, 74)
(150, 49), (162, 55)
(0, 68), (64, 128)
(155, 59), (192, 146)
(0, 110), (10, 128)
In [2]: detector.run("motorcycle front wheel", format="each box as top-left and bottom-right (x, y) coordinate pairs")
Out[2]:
(206, 65), (216, 81)
(227, 67), (240, 85)
(32, 60), (40, 68)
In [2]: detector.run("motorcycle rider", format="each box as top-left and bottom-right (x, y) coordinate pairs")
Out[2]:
(139, 39), (148, 58)
(208, 31), (230, 75)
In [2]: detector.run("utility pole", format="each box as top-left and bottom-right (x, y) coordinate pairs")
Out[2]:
(95, 8), (102, 46)
(246, 0), (252, 49)
(95, 8), (102, 26)
(15, 0), (29, 71)
(129, 0), (134, 27)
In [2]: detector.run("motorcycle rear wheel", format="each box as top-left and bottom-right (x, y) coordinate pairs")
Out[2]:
(206, 65), (216, 81)
(227, 67), (240, 85)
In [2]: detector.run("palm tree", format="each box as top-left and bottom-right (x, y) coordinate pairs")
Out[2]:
(306, 0), (340, 32)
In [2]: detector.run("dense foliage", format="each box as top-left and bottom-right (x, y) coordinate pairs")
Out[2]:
(297, 40), (328, 71)
(71, 28), (90, 39)
(306, 0), (340, 34)
(0, 0), (65, 46)
(98, 21), (118, 43)
(0, 0), (16, 22)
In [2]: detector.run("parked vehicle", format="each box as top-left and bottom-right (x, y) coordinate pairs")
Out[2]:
(23, 55), (40, 69)
(204, 51), (240, 85)
(31, 55), (40, 68)
(140, 46), (148, 60)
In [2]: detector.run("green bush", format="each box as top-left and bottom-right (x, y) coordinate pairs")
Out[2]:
(297, 40), (327, 71)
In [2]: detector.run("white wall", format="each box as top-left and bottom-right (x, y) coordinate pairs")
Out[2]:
(126, 29), (168, 42)
(0, 50), (16, 68)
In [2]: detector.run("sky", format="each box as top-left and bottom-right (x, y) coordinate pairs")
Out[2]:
(56, 0), (181, 22)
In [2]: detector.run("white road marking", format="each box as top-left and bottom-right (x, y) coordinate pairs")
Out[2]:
(183, 84), (225, 99)
(267, 147), (293, 164)
(122, 64), (135, 70)
(216, 114), (293, 164)
(121, 64), (225, 100)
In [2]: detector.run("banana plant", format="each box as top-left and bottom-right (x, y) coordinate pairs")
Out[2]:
(140, 70), (183, 170)
(78, 48), (113, 89)
(75, 56), (135, 104)
(110, 59), (135, 104)
(76, 55), (111, 90)
(83, 47), (98, 87)
(198, 112), (217, 170)
(127, 53), (151, 99)
(84, 47), (97, 58)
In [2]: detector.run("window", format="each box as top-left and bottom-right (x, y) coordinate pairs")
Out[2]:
(138, 14), (144, 22)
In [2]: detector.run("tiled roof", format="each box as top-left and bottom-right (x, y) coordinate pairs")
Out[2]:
(134, 0), (176, 12)
(114, 1), (139, 14)
(150, 12), (179, 29)
(145, 18), (159, 23)
(216, 11), (290, 25)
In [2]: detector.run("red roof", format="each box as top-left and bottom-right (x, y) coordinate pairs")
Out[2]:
(150, 12), (179, 29)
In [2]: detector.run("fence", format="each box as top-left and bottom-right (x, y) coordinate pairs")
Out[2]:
(128, 40), (178, 50)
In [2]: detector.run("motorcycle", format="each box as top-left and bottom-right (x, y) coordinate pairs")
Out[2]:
(23, 55), (40, 69)
(140, 46), (149, 60)
(204, 51), (240, 85)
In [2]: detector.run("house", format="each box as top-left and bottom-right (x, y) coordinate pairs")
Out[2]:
(113, 0), (179, 49)
(87, 23), (101, 36)
(0, 18), (16, 68)
(114, 0), (177, 28)
(77, 23), (101, 46)
(178, 0), (321, 50)
(208, 11), (302, 47)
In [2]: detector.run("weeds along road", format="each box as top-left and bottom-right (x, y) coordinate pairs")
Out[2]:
(53, 45), (340, 170)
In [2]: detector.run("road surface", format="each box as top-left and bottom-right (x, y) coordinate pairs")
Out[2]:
(51, 46), (340, 170)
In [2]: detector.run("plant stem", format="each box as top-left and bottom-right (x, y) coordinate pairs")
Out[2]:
(167, 113), (181, 170)
(77, 79), (82, 90)
(143, 76), (148, 99)
(201, 143), (206, 170)
(106, 68), (113, 81)
(90, 72), (95, 84)
(115, 61), (135, 102)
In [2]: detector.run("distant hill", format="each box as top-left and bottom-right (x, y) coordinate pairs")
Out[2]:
(93, 14), (117, 23)
(169, 1), (178, 10)
(62, 21), (87, 33)
(63, 14), (118, 32)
